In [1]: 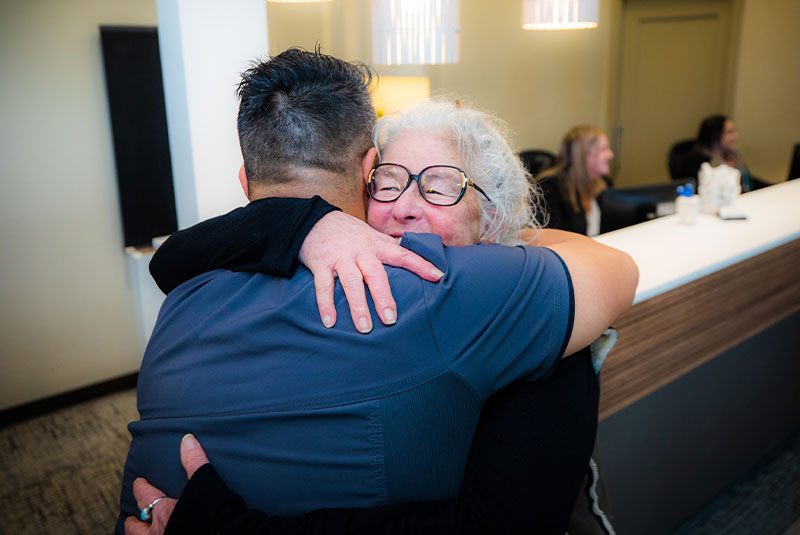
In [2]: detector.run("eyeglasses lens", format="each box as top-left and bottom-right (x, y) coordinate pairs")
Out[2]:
(420, 167), (464, 204)
(370, 165), (465, 205)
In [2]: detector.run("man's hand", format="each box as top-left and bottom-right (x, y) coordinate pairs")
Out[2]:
(124, 434), (210, 535)
(299, 211), (444, 333)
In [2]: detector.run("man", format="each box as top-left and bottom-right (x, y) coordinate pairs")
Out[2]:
(117, 48), (636, 534)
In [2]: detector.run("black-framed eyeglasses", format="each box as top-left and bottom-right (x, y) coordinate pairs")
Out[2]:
(367, 163), (492, 207)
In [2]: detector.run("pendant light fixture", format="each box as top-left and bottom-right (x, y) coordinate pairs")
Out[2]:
(372, 0), (460, 65)
(522, 0), (598, 31)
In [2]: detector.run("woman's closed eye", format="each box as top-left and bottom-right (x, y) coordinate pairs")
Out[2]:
(378, 183), (402, 192)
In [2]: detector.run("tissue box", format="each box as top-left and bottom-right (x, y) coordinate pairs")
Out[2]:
(698, 162), (741, 215)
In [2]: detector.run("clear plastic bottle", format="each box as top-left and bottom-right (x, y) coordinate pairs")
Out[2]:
(676, 183), (700, 225)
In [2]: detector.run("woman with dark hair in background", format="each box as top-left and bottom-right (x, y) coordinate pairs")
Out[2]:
(536, 126), (613, 237)
(679, 114), (762, 191)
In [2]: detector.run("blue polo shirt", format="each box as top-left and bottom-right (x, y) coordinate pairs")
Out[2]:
(117, 232), (573, 530)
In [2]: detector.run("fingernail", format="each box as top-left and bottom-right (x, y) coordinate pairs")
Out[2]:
(358, 317), (372, 333)
(431, 268), (444, 279)
(383, 308), (396, 325)
(182, 433), (199, 450)
(323, 315), (333, 328)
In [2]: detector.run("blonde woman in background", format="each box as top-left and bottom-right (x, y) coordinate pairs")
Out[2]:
(537, 126), (614, 237)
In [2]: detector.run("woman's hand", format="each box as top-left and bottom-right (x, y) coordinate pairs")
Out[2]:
(124, 434), (210, 535)
(299, 212), (443, 333)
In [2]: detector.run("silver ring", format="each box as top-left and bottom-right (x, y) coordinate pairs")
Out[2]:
(140, 495), (168, 522)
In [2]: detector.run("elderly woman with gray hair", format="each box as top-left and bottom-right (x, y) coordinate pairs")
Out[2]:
(129, 98), (631, 535)
(367, 99), (538, 246)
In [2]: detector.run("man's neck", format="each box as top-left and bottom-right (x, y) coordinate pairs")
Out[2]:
(250, 181), (366, 220)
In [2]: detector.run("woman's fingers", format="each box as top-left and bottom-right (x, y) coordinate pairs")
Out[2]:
(335, 262), (373, 333)
(132, 478), (167, 515)
(128, 478), (176, 535)
(124, 435), (206, 535)
(375, 237), (444, 282)
(357, 254), (397, 327)
(124, 516), (151, 535)
(180, 433), (210, 479)
(311, 269), (337, 329)
(299, 211), (442, 331)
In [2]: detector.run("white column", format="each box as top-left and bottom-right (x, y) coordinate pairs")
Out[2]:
(156, 0), (269, 228)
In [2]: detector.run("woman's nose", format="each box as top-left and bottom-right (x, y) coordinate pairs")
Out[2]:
(392, 183), (426, 220)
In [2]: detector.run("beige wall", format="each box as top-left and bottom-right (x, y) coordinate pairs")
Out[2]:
(268, 0), (621, 153)
(0, 0), (156, 409)
(732, 0), (800, 182)
(268, 0), (798, 182)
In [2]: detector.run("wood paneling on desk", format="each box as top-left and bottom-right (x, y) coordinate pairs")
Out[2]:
(600, 237), (800, 419)
(594, 180), (800, 419)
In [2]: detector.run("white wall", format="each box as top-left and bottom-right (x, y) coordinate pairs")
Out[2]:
(156, 0), (265, 229)
(0, 0), (157, 410)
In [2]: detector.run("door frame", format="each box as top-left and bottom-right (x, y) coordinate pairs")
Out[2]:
(607, 0), (744, 181)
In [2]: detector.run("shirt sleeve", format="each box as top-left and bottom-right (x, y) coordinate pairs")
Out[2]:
(401, 233), (574, 403)
(149, 196), (339, 294)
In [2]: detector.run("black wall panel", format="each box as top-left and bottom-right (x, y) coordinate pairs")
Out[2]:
(100, 26), (177, 247)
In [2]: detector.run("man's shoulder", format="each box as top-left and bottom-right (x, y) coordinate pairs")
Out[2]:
(393, 232), (569, 322)
(160, 268), (313, 315)
(398, 232), (558, 275)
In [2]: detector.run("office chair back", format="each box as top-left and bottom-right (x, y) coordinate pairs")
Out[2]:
(668, 139), (697, 179)
(599, 190), (656, 234)
(520, 149), (557, 178)
(788, 143), (800, 181)
(598, 180), (696, 233)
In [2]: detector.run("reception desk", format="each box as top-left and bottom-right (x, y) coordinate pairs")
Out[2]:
(591, 180), (800, 533)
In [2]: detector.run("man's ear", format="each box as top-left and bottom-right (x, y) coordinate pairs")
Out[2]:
(362, 148), (378, 183)
(238, 164), (249, 199)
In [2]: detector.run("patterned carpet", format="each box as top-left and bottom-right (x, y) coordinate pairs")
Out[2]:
(672, 428), (800, 535)
(0, 388), (798, 535)
(0, 389), (138, 535)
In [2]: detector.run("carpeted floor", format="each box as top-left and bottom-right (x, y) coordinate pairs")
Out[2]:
(0, 388), (798, 535)
(0, 389), (138, 535)
(672, 429), (800, 535)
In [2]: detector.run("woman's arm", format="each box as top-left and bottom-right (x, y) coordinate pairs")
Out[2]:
(149, 196), (441, 332)
(520, 228), (638, 356)
(149, 197), (338, 294)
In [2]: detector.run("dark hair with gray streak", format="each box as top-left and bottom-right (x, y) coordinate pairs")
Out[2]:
(236, 47), (376, 190)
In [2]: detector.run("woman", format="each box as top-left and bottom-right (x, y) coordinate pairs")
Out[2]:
(130, 99), (630, 535)
(536, 126), (614, 237)
(692, 114), (756, 191)
(365, 99), (538, 247)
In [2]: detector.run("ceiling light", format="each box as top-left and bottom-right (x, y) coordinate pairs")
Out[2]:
(522, 0), (598, 31)
(372, 0), (460, 65)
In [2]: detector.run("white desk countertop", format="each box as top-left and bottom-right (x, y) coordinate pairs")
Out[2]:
(594, 180), (800, 304)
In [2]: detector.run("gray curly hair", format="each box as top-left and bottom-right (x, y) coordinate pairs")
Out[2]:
(372, 98), (541, 245)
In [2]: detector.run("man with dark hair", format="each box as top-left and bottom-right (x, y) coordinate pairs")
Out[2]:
(117, 48), (635, 535)
(236, 49), (375, 190)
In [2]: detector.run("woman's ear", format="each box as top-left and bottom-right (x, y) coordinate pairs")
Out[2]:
(362, 148), (378, 183)
(479, 207), (501, 244)
(238, 164), (249, 199)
